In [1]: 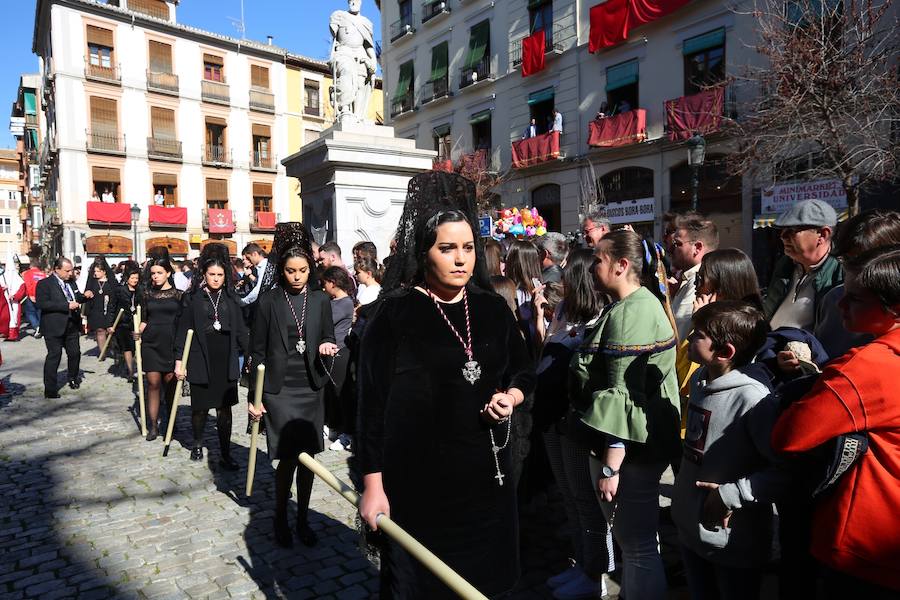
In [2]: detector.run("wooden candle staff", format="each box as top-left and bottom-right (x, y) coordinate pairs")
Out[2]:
(245, 364), (266, 497)
(162, 328), (193, 457)
(98, 308), (124, 362)
(133, 307), (147, 437)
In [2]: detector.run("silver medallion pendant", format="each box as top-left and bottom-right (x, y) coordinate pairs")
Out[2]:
(296, 339), (306, 354)
(462, 360), (482, 385)
(213, 320), (222, 331)
(130, 306), (136, 313)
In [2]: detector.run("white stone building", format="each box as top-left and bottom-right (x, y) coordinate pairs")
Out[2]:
(0, 150), (24, 257)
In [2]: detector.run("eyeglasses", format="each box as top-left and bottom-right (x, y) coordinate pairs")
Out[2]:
(779, 226), (818, 237)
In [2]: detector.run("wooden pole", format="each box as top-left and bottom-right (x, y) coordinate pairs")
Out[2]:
(245, 364), (266, 497)
(98, 308), (124, 362)
(162, 328), (193, 457)
(133, 308), (147, 437)
(297, 453), (489, 600)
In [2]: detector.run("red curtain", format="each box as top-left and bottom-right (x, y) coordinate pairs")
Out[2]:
(590, 0), (692, 53)
(255, 211), (276, 229)
(521, 29), (546, 77)
(148, 205), (187, 225)
(86, 202), (131, 224)
(511, 131), (560, 169)
(665, 87), (724, 141)
(207, 209), (235, 233)
(587, 109), (647, 147)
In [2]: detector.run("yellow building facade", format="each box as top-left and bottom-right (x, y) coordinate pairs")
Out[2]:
(284, 54), (383, 221)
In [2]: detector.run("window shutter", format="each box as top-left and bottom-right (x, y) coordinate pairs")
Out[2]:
(465, 20), (490, 70)
(205, 178), (228, 201)
(92, 166), (120, 183)
(251, 123), (271, 138)
(90, 96), (118, 135)
(153, 172), (177, 186)
(148, 40), (172, 73)
(205, 116), (227, 127)
(86, 25), (114, 47)
(393, 61), (414, 101)
(203, 53), (224, 66)
(252, 182), (272, 197)
(430, 41), (449, 82)
(605, 59), (639, 92)
(682, 28), (726, 56)
(250, 65), (270, 88)
(150, 106), (176, 139)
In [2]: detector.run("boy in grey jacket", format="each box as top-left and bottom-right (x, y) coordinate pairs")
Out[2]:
(672, 301), (784, 600)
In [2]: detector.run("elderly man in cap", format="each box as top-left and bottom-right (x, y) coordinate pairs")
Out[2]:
(762, 199), (843, 332)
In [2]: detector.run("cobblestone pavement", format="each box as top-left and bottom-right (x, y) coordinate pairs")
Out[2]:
(0, 334), (691, 599)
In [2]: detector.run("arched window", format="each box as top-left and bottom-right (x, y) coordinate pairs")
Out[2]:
(531, 183), (561, 232)
(598, 167), (654, 203)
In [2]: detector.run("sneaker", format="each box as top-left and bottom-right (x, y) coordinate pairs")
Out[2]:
(547, 565), (583, 589)
(552, 572), (607, 600)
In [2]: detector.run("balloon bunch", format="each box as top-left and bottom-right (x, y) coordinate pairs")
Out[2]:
(493, 206), (548, 239)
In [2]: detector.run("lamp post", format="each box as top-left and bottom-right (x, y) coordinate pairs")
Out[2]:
(686, 133), (706, 212)
(130, 203), (141, 262)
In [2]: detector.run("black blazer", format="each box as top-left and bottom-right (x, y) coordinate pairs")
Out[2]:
(174, 290), (248, 385)
(249, 287), (335, 393)
(36, 276), (85, 337)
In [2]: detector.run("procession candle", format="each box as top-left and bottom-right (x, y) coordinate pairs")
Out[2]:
(134, 307), (147, 437)
(98, 308), (124, 362)
(162, 328), (193, 457)
(245, 364), (266, 497)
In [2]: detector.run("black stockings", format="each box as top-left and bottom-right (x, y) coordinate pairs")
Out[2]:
(275, 458), (314, 526)
(191, 407), (233, 458)
(145, 371), (175, 433)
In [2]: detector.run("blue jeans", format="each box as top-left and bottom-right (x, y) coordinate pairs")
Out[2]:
(589, 457), (668, 600)
(23, 298), (41, 330)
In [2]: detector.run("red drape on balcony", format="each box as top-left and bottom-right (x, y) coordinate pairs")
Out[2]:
(589, 0), (692, 53)
(521, 29), (546, 77)
(207, 209), (235, 233)
(511, 131), (560, 169)
(433, 159), (454, 172)
(148, 205), (187, 225)
(588, 109), (648, 147)
(87, 201), (131, 224)
(665, 86), (724, 141)
(255, 211), (276, 229)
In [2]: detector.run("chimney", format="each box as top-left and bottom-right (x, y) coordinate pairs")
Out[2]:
(267, 35), (273, 46)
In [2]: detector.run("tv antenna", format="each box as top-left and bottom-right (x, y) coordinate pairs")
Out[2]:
(227, 0), (246, 39)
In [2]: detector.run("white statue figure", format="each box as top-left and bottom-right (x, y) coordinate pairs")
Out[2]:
(329, 0), (377, 123)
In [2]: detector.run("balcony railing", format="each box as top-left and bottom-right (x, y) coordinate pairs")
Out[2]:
(390, 14), (416, 42)
(25, 114), (38, 126)
(147, 70), (179, 94)
(131, 2), (169, 20)
(147, 137), (183, 160)
(304, 104), (321, 117)
(85, 60), (121, 84)
(421, 77), (451, 105)
(86, 131), (125, 154)
(202, 145), (231, 166)
(664, 86), (728, 141)
(422, 0), (450, 23)
(460, 56), (492, 90)
(512, 131), (561, 169)
(201, 79), (230, 104)
(25, 150), (38, 163)
(390, 91), (415, 118)
(249, 87), (275, 112)
(588, 109), (647, 148)
(250, 211), (277, 232)
(251, 151), (276, 171)
(510, 22), (573, 67)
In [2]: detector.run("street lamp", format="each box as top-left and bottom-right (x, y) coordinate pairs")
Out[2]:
(130, 203), (141, 262)
(686, 133), (706, 212)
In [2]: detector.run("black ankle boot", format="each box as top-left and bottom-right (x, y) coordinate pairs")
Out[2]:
(274, 515), (292, 548)
(296, 521), (317, 547)
(190, 444), (203, 461)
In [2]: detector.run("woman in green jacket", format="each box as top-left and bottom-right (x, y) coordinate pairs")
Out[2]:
(569, 229), (681, 600)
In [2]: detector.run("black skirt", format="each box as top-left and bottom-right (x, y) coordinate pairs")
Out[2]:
(190, 331), (238, 411)
(262, 353), (324, 460)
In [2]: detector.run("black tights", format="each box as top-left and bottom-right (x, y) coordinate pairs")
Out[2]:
(191, 407), (233, 458)
(275, 458), (314, 527)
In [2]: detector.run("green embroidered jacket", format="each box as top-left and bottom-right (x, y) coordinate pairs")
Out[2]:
(568, 286), (682, 463)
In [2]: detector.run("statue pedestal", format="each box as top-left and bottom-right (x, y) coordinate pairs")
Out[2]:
(282, 121), (435, 261)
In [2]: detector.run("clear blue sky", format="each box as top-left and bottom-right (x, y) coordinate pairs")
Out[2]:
(2, 0), (382, 148)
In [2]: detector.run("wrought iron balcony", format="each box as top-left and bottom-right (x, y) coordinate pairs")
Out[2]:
(251, 151), (277, 171)
(202, 144), (232, 166)
(510, 22), (573, 67)
(86, 131), (125, 154)
(85, 60), (121, 85)
(422, 0), (450, 23)
(147, 70), (179, 94)
(147, 137), (183, 160)
(201, 79), (230, 105)
(459, 56), (492, 90)
(390, 14), (416, 42)
(390, 91), (415, 118)
(421, 77), (451, 105)
(304, 104), (321, 117)
(249, 87), (275, 113)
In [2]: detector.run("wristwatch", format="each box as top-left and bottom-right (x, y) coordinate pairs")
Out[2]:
(600, 464), (619, 478)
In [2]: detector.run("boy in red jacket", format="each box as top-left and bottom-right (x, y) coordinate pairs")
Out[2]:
(772, 244), (900, 597)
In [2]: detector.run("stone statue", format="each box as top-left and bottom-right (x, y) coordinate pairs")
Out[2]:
(329, 0), (377, 123)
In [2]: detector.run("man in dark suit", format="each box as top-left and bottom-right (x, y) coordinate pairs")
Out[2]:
(36, 257), (92, 398)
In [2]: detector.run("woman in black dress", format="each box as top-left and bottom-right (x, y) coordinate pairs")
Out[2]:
(85, 258), (117, 355)
(357, 172), (536, 599)
(115, 267), (141, 383)
(248, 227), (338, 548)
(175, 248), (247, 468)
(136, 257), (181, 441)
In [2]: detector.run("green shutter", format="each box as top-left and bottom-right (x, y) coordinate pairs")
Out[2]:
(433, 123), (451, 137)
(28, 129), (38, 149)
(527, 87), (555, 105)
(24, 91), (37, 115)
(682, 28), (725, 55)
(465, 20), (490, 70)
(469, 109), (491, 124)
(430, 41), (449, 82)
(605, 59), (639, 92)
(393, 61), (414, 101)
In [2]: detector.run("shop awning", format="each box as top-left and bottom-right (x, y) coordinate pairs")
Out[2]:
(393, 61), (414, 101)
(606, 59), (639, 92)
(682, 28), (725, 55)
(430, 41), (449, 83)
(527, 87), (555, 105)
(465, 20), (490, 70)
(469, 109), (491, 125)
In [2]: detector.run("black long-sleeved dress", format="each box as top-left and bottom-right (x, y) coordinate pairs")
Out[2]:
(114, 284), (141, 353)
(85, 277), (117, 331)
(357, 286), (536, 599)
